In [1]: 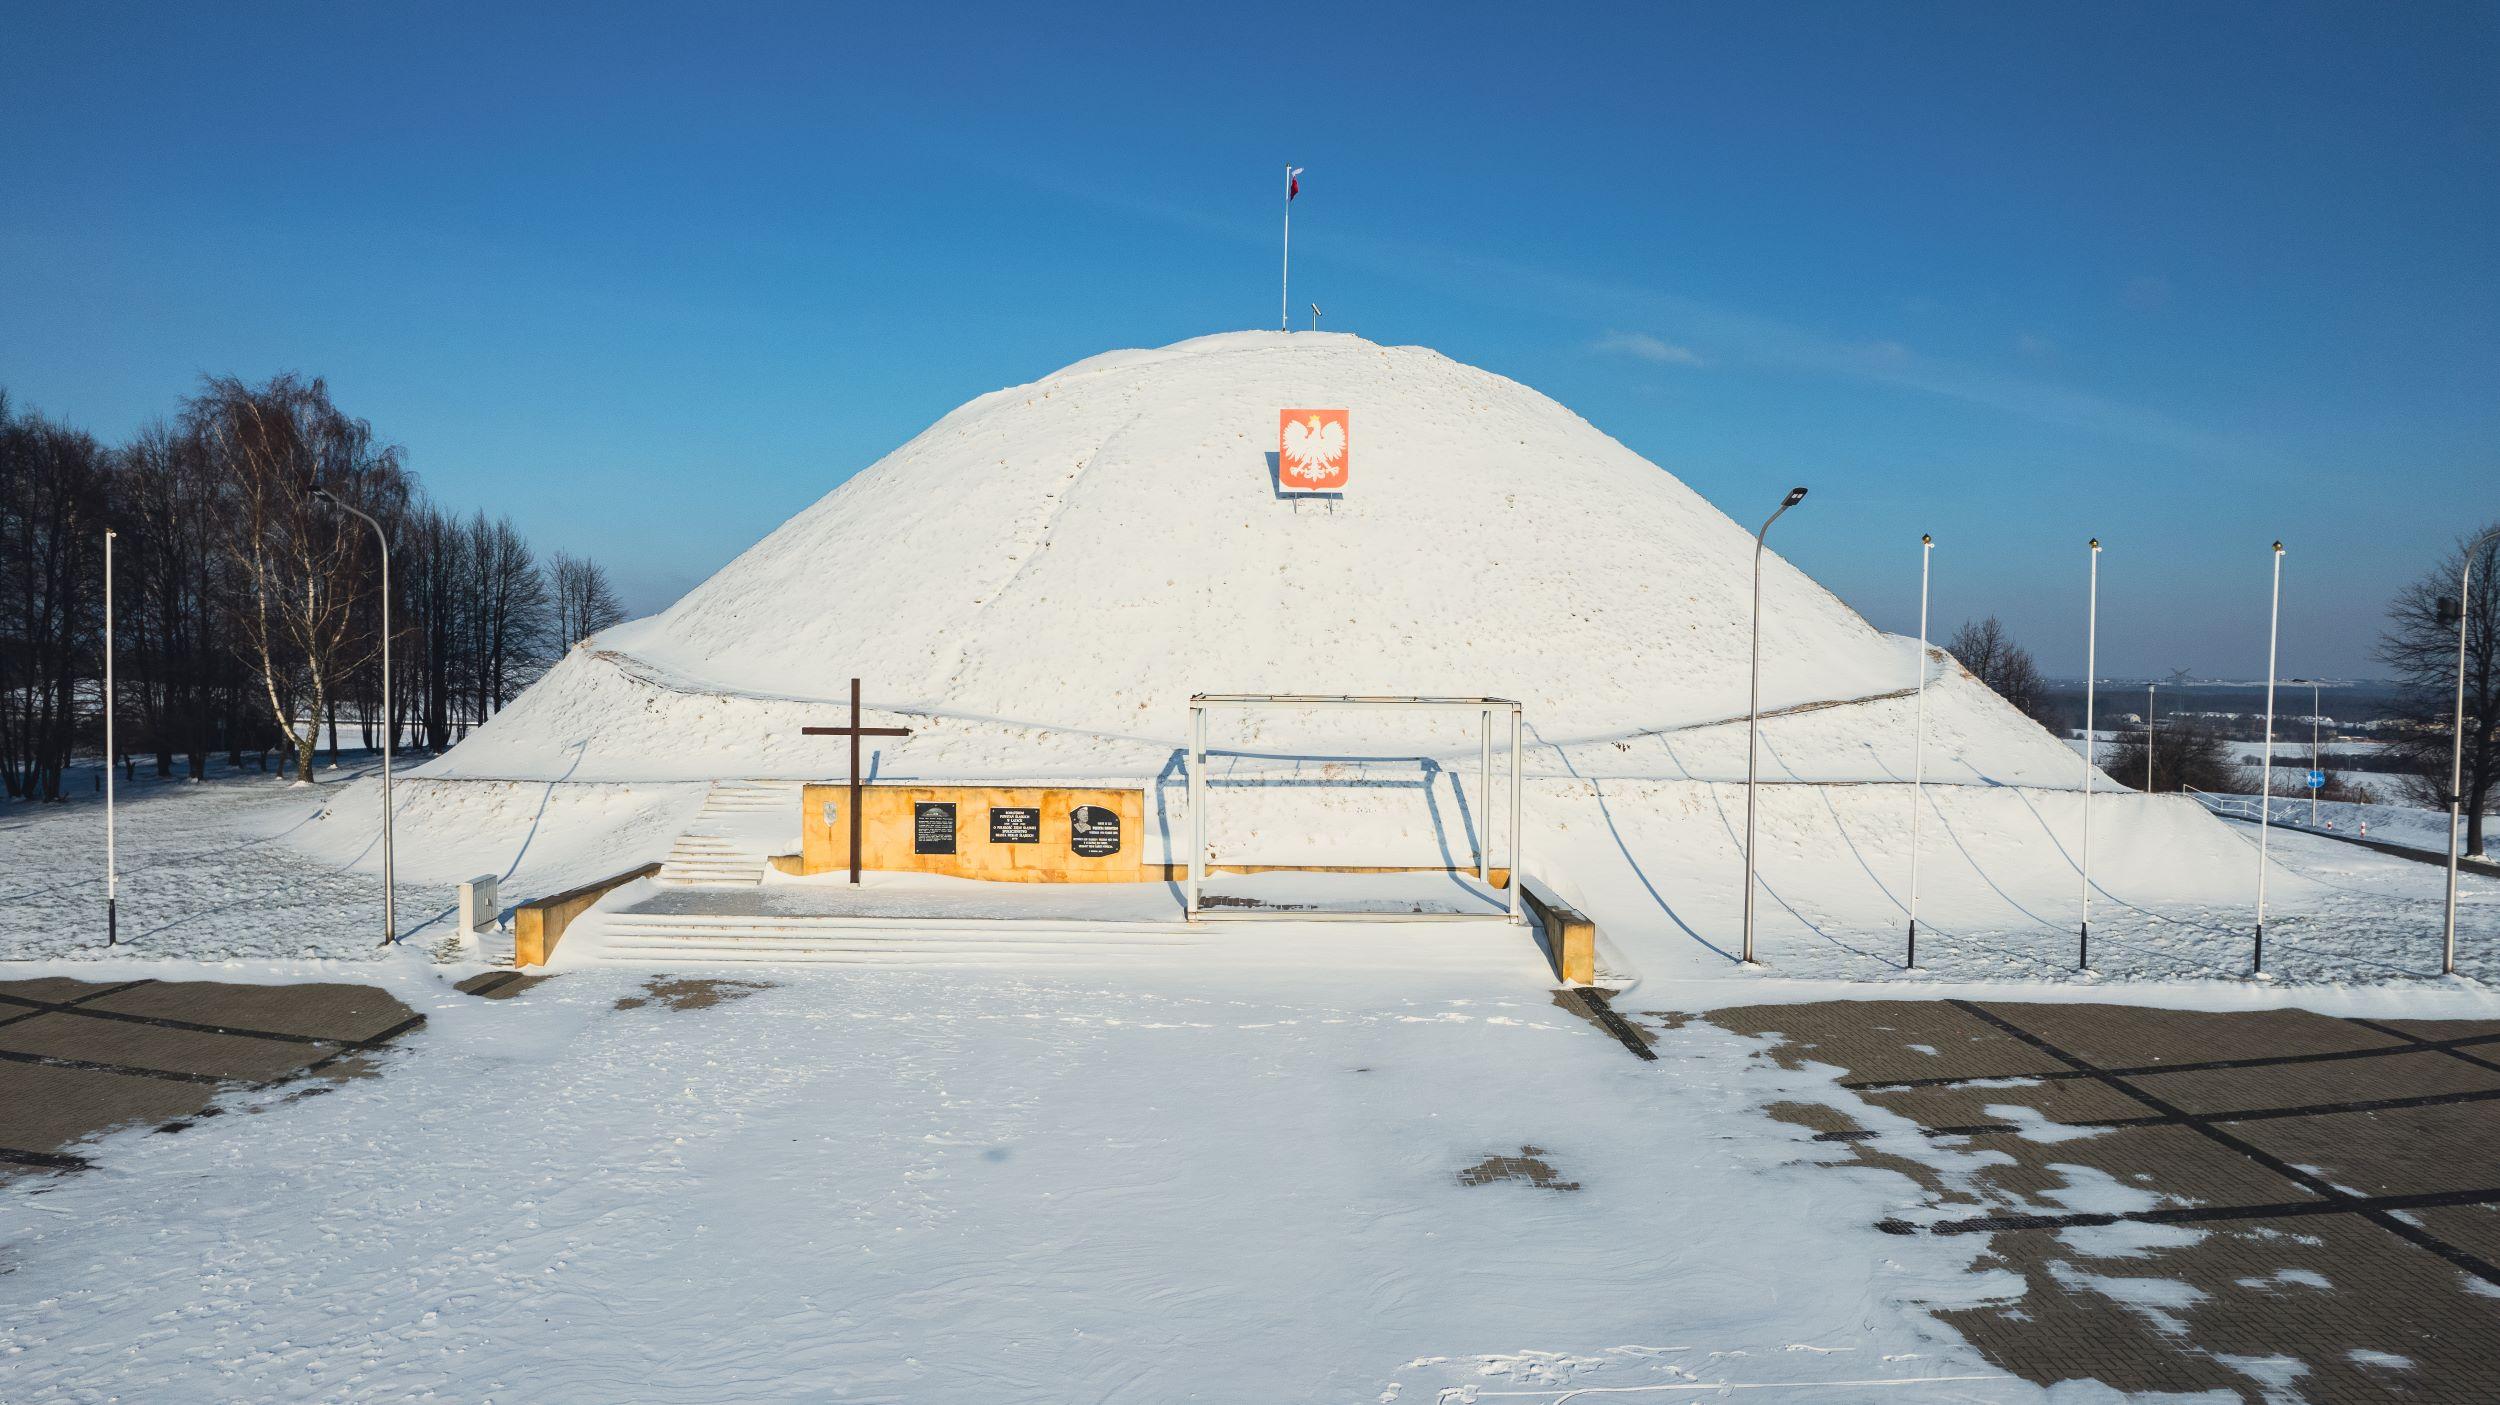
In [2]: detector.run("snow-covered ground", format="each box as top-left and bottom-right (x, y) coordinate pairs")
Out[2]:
(14, 950), (2494, 1403)
(0, 758), (699, 962)
(2184, 788), (2500, 859)
(9, 743), (2500, 1403)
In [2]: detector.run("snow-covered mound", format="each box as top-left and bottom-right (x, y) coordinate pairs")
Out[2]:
(345, 329), (2289, 978)
(426, 330), (2077, 784)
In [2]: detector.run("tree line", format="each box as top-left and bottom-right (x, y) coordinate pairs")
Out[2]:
(1, 375), (625, 801)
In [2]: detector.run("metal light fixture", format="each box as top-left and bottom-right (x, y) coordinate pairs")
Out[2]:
(2079, 538), (2100, 970)
(2256, 541), (2282, 976)
(1908, 532), (1932, 969)
(309, 481), (398, 945)
(1741, 485), (1808, 966)
(2442, 526), (2500, 976)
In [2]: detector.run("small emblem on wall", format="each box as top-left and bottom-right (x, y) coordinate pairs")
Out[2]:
(989, 807), (1041, 844)
(1278, 408), (1349, 492)
(1069, 804), (1122, 857)
(914, 802), (958, 855)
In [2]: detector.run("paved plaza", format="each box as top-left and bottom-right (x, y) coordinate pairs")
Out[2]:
(0, 977), (426, 1178)
(1707, 999), (2500, 1402)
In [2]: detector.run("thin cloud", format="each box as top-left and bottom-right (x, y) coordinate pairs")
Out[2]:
(1592, 330), (1704, 367)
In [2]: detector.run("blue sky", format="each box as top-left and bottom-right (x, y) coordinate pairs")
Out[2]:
(4, 1), (2493, 677)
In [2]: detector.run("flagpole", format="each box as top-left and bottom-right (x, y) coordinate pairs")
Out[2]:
(1281, 165), (1292, 332)
(105, 527), (118, 947)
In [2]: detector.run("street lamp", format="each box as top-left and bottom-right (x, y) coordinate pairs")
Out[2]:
(2079, 538), (2100, 971)
(1908, 533), (1932, 969)
(2144, 682), (2156, 793)
(309, 483), (397, 945)
(1741, 485), (1808, 966)
(2439, 525), (2500, 976)
(2290, 677), (2322, 827)
(2257, 542), (2283, 977)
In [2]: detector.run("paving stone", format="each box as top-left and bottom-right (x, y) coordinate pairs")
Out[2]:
(1974, 1001), (2406, 1070)
(85, 980), (416, 1042)
(0, 976), (128, 1007)
(2406, 1203), (2500, 1268)
(1947, 1211), (2500, 1404)
(1956, 1123), (2326, 1210)
(2229, 1101), (2500, 1198)
(2127, 1048), (2500, 1118)
(1729, 997), (2500, 1402)
(1710, 1000), (2069, 1084)
(0, 1011), (323, 1082)
(2366, 1017), (2500, 1044)
(1858, 1074), (2147, 1132)
(0, 1061), (209, 1157)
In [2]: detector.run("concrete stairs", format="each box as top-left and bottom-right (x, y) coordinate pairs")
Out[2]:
(654, 780), (800, 888)
(587, 911), (1205, 966)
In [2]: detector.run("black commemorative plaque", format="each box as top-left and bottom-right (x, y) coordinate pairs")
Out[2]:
(989, 806), (1041, 844)
(914, 802), (958, 855)
(1069, 804), (1122, 858)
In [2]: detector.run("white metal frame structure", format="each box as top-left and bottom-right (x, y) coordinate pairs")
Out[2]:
(1185, 694), (1524, 924)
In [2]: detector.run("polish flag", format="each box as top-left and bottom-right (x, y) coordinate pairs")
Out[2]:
(1288, 166), (1303, 200)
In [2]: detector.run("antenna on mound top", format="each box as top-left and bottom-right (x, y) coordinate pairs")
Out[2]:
(1310, 303), (1322, 331)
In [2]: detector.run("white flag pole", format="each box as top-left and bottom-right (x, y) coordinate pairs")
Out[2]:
(105, 527), (118, 947)
(1281, 166), (1292, 333)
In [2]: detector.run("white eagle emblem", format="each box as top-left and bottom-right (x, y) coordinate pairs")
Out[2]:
(1280, 414), (1346, 483)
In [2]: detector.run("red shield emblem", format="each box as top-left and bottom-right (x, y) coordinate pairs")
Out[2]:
(1278, 409), (1349, 492)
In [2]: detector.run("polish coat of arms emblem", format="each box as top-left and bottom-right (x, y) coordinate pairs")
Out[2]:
(1277, 408), (1349, 492)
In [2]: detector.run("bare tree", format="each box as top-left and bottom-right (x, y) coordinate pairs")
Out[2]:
(2105, 715), (2240, 794)
(0, 394), (110, 800)
(186, 374), (406, 784)
(2378, 524), (2500, 857)
(549, 551), (625, 650)
(466, 512), (551, 719)
(1947, 615), (2055, 729)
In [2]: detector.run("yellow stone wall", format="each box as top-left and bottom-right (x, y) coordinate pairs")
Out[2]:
(800, 784), (1145, 883)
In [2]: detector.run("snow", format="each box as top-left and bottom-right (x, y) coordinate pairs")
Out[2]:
(0, 958), (2035, 1402)
(2189, 791), (2500, 859)
(7, 775), (2499, 1400)
(0, 759), (700, 962)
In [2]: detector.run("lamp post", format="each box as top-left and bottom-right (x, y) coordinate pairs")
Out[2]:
(104, 528), (118, 946)
(2145, 682), (2156, 792)
(2302, 678), (2321, 826)
(2441, 525), (2500, 976)
(309, 484), (396, 945)
(2256, 541), (2283, 977)
(1908, 533), (1932, 969)
(1741, 485), (1809, 966)
(2079, 538), (2100, 971)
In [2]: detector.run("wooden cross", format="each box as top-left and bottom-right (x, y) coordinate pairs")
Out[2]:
(801, 678), (912, 884)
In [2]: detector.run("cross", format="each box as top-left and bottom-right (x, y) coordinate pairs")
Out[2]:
(801, 678), (912, 884)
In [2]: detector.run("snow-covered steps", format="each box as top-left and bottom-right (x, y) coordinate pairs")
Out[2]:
(654, 780), (801, 887)
(582, 911), (1207, 966)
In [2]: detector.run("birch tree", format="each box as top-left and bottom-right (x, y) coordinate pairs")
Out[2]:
(186, 374), (405, 783)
